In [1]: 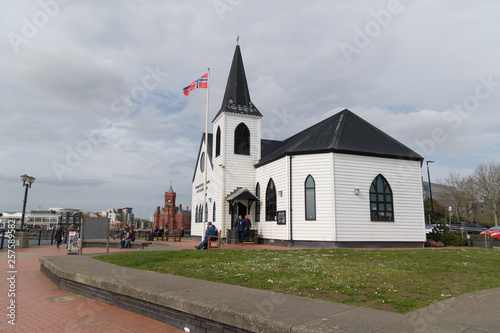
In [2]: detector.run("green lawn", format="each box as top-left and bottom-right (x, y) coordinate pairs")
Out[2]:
(94, 248), (500, 313)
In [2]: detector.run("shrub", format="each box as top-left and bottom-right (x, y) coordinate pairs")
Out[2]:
(427, 232), (467, 246)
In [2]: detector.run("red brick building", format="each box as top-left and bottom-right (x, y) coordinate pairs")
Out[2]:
(153, 185), (191, 231)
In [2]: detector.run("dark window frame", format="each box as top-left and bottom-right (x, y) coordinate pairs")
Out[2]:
(266, 179), (277, 221)
(234, 123), (250, 155)
(255, 182), (260, 222)
(305, 175), (316, 220)
(199, 152), (205, 172)
(215, 126), (221, 157)
(369, 174), (394, 222)
(213, 202), (216, 222)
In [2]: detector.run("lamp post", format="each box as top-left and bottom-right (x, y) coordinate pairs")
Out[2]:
(426, 161), (434, 224)
(20, 174), (35, 231)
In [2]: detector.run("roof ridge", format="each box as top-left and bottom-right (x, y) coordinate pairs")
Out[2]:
(283, 110), (345, 152)
(330, 109), (349, 148)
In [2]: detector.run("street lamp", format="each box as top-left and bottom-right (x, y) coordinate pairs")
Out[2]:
(426, 161), (434, 224)
(20, 174), (35, 230)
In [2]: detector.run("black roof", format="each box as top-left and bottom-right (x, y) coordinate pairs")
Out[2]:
(212, 45), (262, 121)
(258, 109), (423, 166)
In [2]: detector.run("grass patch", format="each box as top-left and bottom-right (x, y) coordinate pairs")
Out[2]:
(94, 248), (500, 313)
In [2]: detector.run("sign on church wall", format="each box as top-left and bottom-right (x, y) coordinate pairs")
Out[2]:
(276, 210), (286, 225)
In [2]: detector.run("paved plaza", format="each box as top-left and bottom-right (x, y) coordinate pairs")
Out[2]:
(2, 239), (499, 332)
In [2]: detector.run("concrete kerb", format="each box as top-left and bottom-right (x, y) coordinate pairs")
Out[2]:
(39, 253), (410, 332)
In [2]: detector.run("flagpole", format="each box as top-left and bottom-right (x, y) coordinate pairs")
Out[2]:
(202, 68), (210, 238)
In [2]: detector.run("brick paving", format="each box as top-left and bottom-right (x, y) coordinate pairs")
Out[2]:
(1, 243), (183, 333)
(0, 237), (431, 332)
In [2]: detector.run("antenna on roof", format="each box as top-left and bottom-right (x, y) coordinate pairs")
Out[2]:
(236, 34), (239, 45)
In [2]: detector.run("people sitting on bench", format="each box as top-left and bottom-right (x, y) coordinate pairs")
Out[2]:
(195, 222), (218, 250)
(120, 228), (135, 248)
(147, 226), (158, 241)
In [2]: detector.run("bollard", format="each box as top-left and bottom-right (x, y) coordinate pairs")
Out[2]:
(467, 233), (472, 247)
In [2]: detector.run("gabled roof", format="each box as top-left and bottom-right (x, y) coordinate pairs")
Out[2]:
(258, 109), (423, 166)
(192, 133), (213, 182)
(226, 187), (260, 202)
(212, 45), (262, 121)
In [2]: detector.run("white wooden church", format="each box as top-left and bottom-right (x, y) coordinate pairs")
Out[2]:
(191, 45), (426, 248)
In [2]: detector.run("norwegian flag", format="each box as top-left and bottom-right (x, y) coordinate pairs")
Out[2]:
(183, 73), (208, 96)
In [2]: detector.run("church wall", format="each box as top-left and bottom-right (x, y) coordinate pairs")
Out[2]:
(333, 153), (425, 242)
(191, 138), (217, 237)
(222, 114), (260, 226)
(288, 153), (336, 241)
(255, 157), (290, 241)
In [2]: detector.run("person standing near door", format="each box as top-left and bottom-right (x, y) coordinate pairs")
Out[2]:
(233, 215), (245, 244)
(244, 215), (252, 242)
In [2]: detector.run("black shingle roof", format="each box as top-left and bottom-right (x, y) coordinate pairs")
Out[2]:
(212, 45), (262, 121)
(258, 109), (423, 167)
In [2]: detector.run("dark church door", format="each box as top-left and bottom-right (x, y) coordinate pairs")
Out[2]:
(231, 202), (247, 227)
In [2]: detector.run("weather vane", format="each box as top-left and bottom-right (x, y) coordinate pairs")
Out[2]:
(236, 34), (239, 45)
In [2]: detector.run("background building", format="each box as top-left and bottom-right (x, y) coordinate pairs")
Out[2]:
(101, 207), (134, 227)
(153, 185), (191, 231)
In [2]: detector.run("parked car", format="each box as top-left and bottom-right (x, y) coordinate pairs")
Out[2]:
(480, 225), (500, 239)
(425, 224), (440, 234)
(450, 222), (489, 234)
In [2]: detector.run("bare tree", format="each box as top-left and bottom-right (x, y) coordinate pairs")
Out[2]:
(443, 172), (477, 221)
(473, 161), (500, 226)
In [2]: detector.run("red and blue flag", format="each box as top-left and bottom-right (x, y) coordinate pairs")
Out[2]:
(183, 73), (208, 96)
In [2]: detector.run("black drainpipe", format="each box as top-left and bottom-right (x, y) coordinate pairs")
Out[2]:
(289, 154), (293, 247)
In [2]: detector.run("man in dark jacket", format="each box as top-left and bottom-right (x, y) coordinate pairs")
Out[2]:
(233, 215), (245, 244)
(195, 222), (218, 250)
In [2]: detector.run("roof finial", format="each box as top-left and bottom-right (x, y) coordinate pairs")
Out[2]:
(236, 34), (239, 45)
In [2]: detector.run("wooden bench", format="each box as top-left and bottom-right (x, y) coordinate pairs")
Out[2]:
(144, 232), (165, 241)
(165, 229), (182, 242)
(207, 230), (221, 249)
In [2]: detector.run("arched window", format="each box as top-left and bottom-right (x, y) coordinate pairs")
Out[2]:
(234, 123), (250, 155)
(370, 174), (394, 221)
(195, 205), (199, 222)
(215, 126), (221, 157)
(198, 204), (202, 223)
(255, 182), (260, 222)
(305, 175), (316, 220)
(213, 202), (216, 222)
(205, 203), (208, 222)
(266, 179), (277, 221)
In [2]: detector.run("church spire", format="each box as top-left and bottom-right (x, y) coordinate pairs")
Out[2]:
(213, 44), (262, 121)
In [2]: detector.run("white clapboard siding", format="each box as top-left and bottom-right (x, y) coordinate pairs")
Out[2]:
(255, 157), (290, 240)
(289, 153), (336, 241)
(333, 153), (425, 242)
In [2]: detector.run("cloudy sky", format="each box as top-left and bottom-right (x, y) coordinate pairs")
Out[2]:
(1, 0), (499, 219)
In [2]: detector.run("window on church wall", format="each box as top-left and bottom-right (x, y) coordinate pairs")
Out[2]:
(305, 175), (316, 220)
(195, 206), (198, 222)
(213, 202), (216, 222)
(199, 152), (205, 172)
(205, 203), (208, 222)
(369, 174), (394, 222)
(266, 179), (277, 221)
(255, 182), (260, 222)
(216, 126), (221, 157)
(234, 123), (250, 155)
